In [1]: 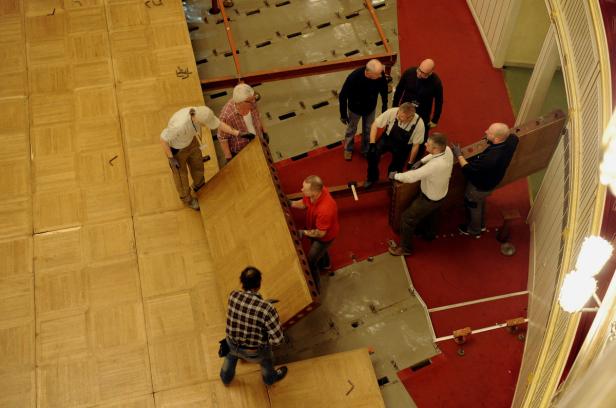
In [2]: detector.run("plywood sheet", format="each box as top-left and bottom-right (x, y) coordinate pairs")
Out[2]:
(155, 372), (270, 408)
(268, 348), (385, 408)
(0, 367), (35, 408)
(0, 236), (32, 279)
(0, 197), (32, 239)
(198, 140), (316, 326)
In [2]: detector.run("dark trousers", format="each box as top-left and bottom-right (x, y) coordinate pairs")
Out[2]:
(413, 114), (431, 163)
(307, 238), (333, 291)
(367, 137), (410, 182)
(464, 183), (492, 235)
(400, 193), (443, 251)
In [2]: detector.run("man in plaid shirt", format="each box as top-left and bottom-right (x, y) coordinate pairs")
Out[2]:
(220, 266), (288, 385)
(217, 83), (267, 162)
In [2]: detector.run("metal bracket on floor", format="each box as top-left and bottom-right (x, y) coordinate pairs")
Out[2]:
(506, 317), (527, 341)
(452, 327), (472, 356)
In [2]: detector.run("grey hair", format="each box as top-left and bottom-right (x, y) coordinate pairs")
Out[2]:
(232, 83), (255, 103)
(429, 132), (448, 149)
(398, 102), (416, 115)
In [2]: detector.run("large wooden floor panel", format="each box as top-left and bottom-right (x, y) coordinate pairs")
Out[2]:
(0, 2), (34, 407)
(198, 141), (317, 325)
(269, 348), (386, 408)
(1, 1), (385, 407)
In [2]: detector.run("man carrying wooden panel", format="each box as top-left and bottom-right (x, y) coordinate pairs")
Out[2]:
(388, 133), (454, 256)
(291, 175), (340, 293)
(452, 122), (519, 237)
(159, 106), (244, 210)
(217, 83), (265, 162)
(220, 267), (289, 386)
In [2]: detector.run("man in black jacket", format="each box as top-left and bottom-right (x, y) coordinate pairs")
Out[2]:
(339, 59), (388, 161)
(452, 123), (519, 237)
(393, 59), (443, 146)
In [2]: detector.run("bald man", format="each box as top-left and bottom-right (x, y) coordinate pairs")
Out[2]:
(393, 59), (443, 158)
(452, 123), (519, 237)
(339, 59), (388, 161)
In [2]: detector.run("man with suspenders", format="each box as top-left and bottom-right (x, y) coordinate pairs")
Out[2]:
(364, 102), (426, 188)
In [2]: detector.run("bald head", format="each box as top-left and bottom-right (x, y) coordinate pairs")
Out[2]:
(365, 59), (384, 79)
(417, 59), (435, 79)
(486, 122), (511, 144)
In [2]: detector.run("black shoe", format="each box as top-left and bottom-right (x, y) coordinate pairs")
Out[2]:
(274, 366), (288, 383)
(192, 181), (205, 192)
(458, 224), (480, 238)
(363, 180), (374, 189)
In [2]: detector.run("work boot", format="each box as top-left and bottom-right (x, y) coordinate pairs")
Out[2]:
(192, 181), (205, 192)
(274, 366), (288, 383)
(458, 224), (480, 238)
(187, 197), (200, 211)
(344, 151), (352, 161)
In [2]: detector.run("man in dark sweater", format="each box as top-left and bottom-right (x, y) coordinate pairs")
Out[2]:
(452, 123), (519, 237)
(393, 59), (443, 148)
(339, 59), (388, 161)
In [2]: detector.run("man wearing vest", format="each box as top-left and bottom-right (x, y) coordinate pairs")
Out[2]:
(364, 102), (425, 189)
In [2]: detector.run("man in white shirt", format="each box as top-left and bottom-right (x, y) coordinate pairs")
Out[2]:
(160, 106), (241, 210)
(388, 132), (454, 256)
(365, 102), (425, 189)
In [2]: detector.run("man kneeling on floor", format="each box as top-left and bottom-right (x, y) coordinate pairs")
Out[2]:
(388, 133), (453, 256)
(220, 267), (288, 386)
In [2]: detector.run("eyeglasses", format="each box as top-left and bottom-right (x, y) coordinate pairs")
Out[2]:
(417, 68), (432, 77)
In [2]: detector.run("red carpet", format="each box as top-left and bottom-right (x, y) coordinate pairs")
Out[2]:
(394, 1), (528, 405)
(408, 219), (529, 308)
(277, 1), (529, 405)
(398, 329), (525, 408)
(396, 1), (516, 144)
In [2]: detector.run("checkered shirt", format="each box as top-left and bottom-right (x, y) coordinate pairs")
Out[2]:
(217, 99), (263, 154)
(225, 290), (284, 348)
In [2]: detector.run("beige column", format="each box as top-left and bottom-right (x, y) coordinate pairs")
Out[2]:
(515, 26), (561, 125)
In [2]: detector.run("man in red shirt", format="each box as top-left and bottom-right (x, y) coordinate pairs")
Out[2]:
(291, 175), (339, 293)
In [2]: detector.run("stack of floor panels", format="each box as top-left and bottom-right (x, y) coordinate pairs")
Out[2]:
(0, 0), (385, 407)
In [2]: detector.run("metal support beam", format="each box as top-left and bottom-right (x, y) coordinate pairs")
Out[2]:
(201, 52), (398, 91)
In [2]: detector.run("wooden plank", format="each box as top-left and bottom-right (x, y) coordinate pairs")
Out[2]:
(155, 371), (270, 408)
(197, 140), (317, 326)
(268, 348), (385, 408)
(390, 109), (567, 231)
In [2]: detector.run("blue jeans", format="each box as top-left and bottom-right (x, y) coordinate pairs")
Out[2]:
(344, 110), (376, 154)
(220, 338), (276, 385)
